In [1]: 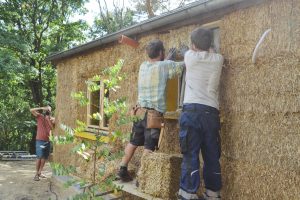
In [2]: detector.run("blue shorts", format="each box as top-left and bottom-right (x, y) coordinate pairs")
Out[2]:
(35, 140), (51, 159)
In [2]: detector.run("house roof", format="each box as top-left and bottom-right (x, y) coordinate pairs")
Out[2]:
(46, 0), (262, 62)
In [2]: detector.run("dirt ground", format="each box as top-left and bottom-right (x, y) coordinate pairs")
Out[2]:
(0, 160), (75, 200)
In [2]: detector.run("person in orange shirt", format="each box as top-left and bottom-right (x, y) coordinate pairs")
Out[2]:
(30, 105), (55, 181)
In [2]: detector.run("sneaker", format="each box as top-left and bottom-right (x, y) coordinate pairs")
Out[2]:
(33, 174), (40, 181)
(135, 180), (139, 187)
(203, 191), (221, 200)
(38, 173), (47, 179)
(116, 166), (133, 182)
(177, 190), (204, 200)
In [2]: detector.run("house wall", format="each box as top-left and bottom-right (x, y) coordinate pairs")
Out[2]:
(53, 25), (198, 177)
(53, 0), (299, 199)
(219, 0), (300, 199)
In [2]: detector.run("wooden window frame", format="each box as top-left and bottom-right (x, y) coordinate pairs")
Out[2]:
(86, 80), (109, 131)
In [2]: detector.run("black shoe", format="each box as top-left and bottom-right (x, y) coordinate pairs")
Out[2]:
(135, 180), (139, 187)
(116, 166), (133, 182)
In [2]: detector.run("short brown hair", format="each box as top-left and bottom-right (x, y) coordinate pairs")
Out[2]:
(146, 39), (165, 59)
(190, 28), (212, 51)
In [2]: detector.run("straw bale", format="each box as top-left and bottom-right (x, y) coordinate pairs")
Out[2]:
(221, 157), (300, 200)
(55, 61), (80, 136)
(86, 158), (120, 182)
(123, 192), (144, 200)
(55, 41), (145, 136)
(128, 147), (144, 175)
(157, 119), (181, 154)
(218, 0), (300, 199)
(220, 55), (299, 96)
(221, 112), (300, 171)
(221, 0), (300, 60)
(53, 143), (78, 166)
(137, 152), (182, 199)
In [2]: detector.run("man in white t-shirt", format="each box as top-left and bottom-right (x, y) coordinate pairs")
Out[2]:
(178, 28), (224, 200)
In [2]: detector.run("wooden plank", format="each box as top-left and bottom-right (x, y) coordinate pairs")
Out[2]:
(164, 111), (180, 120)
(113, 180), (163, 200)
(158, 126), (165, 149)
(75, 132), (109, 142)
(166, 76), (179, 112)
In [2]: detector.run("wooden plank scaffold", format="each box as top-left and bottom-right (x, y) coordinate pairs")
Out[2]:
(113, 179), (163, 200)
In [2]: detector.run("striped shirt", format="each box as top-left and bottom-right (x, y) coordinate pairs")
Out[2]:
(138, 60), (184, 113)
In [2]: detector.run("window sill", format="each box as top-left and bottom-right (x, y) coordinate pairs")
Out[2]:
(75, 130), (109, 142)
(86, 126), (109, 133)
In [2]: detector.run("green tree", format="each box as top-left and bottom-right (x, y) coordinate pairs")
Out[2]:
(0, 48), (34, 150)
(0, 0), (88, 106)
(0, 0), (89, 151)
(89, 0), (136, 38)
(131, 0), (197, 19)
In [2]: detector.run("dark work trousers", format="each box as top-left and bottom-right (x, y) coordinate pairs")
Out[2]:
(179, 103), (222, 195)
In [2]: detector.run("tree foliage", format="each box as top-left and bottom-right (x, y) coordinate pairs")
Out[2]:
(0, 48), (34, 150)
(131, 0), (197, 18)
(51, 60), (134, 198)
(0, 0), (89, 151)
(89, 0), (136, 38)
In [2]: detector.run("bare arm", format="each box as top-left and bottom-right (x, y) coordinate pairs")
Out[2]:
(44, 116), (55, 130)
(30, 106), (50, 117)
(49, 117), (55, 129)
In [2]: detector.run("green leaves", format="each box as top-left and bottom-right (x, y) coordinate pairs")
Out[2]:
(50, 162), (77, 176)
(92, 112), (102, 121)
(0, 0), (91, 151)
(51, 59), (138, 199)
(76, 143), (91, 161)
(71, 91), (89, 106)
(50, 124), (75, 145)
(74, 120), (87, 133)
(89, 4), (135, 38)
(86, 80), (101, 92)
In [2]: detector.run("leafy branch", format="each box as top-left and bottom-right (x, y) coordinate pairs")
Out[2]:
(50, 59), (132, 199)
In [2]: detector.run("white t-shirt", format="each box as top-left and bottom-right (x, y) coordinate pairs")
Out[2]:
(183, 50), (224, 109)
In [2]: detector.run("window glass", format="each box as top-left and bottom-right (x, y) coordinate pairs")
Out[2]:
(87, 81), (109, 130)
(89, 81), (100, 126)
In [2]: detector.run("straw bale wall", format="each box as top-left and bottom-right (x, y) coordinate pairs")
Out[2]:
(157, 119), (181, 154)
(53, 0), (299, 199)
(53, 26), (193, 170)
(219, 0), (300, 199)
(221, 158), (300, 200)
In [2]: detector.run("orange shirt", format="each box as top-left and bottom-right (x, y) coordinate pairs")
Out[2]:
(36, 114), (53, 141)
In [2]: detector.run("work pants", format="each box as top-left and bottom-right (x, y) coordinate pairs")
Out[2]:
(179, 103), (222, 199)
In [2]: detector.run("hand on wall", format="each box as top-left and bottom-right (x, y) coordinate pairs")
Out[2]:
(178, 45), (189, 58)
(165, 48), (177, 61)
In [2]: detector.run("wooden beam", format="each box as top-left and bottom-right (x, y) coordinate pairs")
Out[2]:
(113, 180), (163, 200)
(74, 132), (109, 142)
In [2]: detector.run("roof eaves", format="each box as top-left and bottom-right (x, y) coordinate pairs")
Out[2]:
(46, 0), (255, 62)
